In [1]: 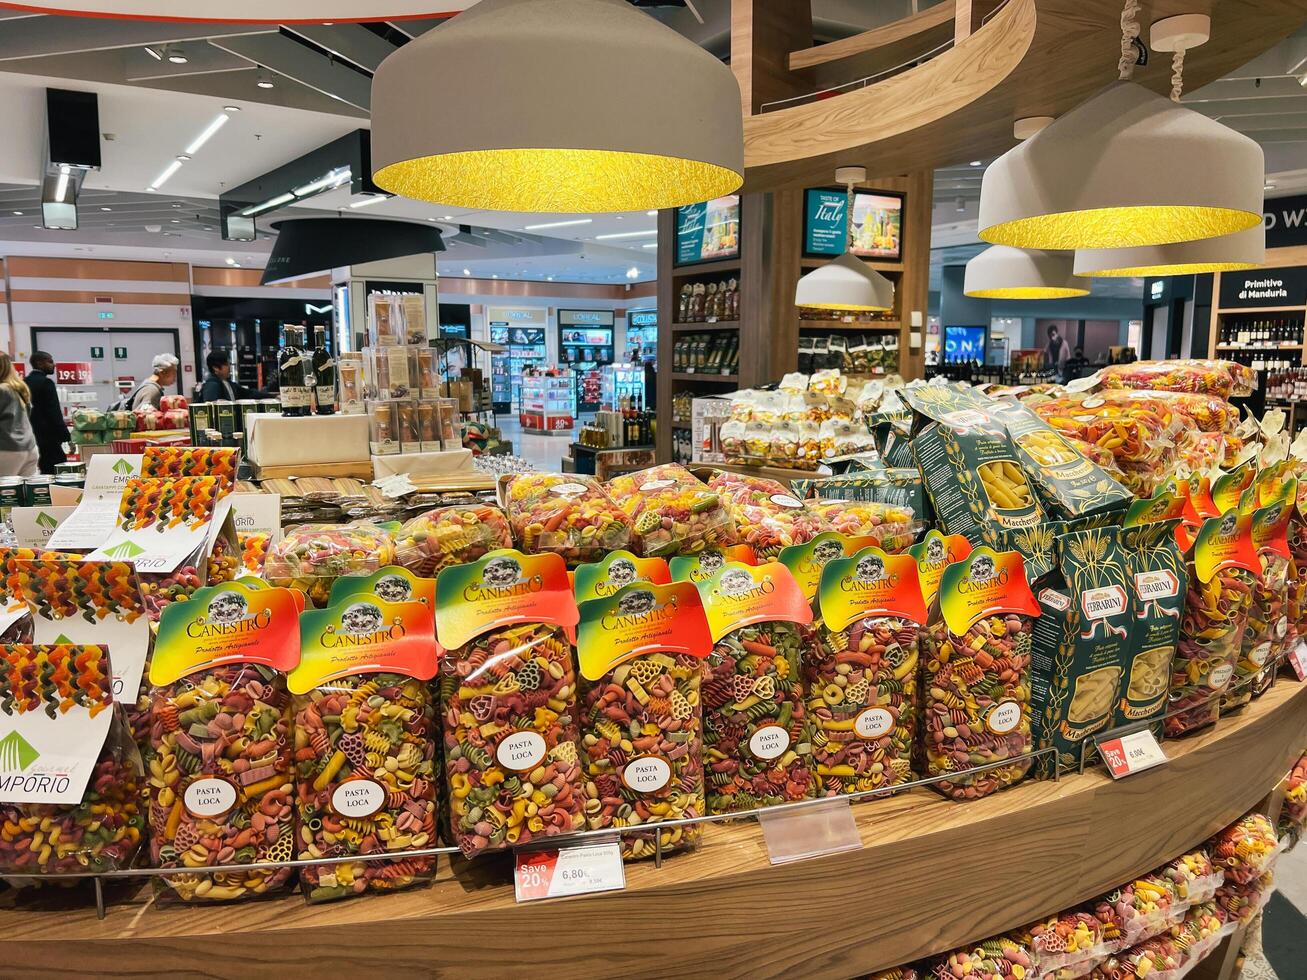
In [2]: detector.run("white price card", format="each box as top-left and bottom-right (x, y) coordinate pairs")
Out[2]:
(513, 841), (626, 903)
(1290, 641), (1307, 682)
(1096, 728), (1168, 779)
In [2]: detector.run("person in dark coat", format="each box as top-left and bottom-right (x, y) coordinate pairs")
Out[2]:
(199, 350), (263, 402)
(26, 351), (68, 474)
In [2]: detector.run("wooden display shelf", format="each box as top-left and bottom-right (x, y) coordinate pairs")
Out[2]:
(670, 258), (742, 277)
(671, 320), (740, 331)
(670, 372), (739, 383)
(8, 673), (1302, 976)
(799, 319), (901, 330)
(800, 255), (904, 274)
(1214, 344), (1302, 352)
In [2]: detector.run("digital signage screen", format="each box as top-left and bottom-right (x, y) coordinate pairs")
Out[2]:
(674, 194), (740, 266)
(803, 187), (904, 261)
(944, 325), (987, 363)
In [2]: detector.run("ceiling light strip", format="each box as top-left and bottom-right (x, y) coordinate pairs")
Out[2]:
(185, 113), (231, 155)
(150, 160), (184, 190)
(594, 229), (657, 240)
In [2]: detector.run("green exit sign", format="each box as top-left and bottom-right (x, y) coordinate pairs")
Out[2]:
(114, 346), (127, 359)
(97, 311), (114, 319)
(89, 346), (104, 359)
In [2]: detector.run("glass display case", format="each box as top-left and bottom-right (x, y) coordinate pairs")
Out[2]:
(519, 370), (576, 433)
(600, 363), (646, 411)
(626, 310), (658, 365)
(488, 311), (548, 412)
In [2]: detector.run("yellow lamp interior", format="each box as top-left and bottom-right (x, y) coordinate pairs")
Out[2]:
(979, 205), (1262, 250)
(798, 301), (893, 312)
(375, 147), (742, 212)
(1078, 261), (1260, 278)
(965, 286), (1090, 299)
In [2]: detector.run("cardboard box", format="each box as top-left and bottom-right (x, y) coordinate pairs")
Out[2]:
(247, 413), (371, 467)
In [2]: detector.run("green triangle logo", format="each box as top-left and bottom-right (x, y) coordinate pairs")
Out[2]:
(34, 511), (57, 530)
(112, 459), (135, 475)
(53, 633), (72, 645)
(104, 539), (146, 559)
(0, 731), (40, 772)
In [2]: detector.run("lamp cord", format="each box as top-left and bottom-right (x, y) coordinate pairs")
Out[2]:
(1117, 0), (1142, 80)
(845, 180), (855, 252)
(1171, 49), (1186, 101)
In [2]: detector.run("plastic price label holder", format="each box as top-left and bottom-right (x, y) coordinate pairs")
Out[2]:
(756, 797), (863, 865)
(1289, 640), (1307, 681)
(513, 839), (626, 903)
(1095, 728), (1168, 779)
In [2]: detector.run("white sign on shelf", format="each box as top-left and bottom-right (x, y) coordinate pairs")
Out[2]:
(1096, 728), (1168, 779)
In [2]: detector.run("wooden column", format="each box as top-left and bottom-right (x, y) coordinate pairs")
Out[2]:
(730, 0), (812, 116)
(954, 0), (1004, 42)
(899, 168), (933, 381)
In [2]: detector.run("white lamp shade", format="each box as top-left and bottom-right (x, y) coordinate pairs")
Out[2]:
(1073, 224), (1266, 277)
(371, 0), (744, 212)
(963, 246), (1089, 299)
(978, 81), (1264, 250)
(795, 252), (895, 312)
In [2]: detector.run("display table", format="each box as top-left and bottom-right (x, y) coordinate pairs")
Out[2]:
(5, 680), (1304, 977)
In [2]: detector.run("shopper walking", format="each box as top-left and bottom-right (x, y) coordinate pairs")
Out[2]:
(26, 350), (68, 473)
(0, 353), (38, 477)
(115, 352), (178, 411)
(1045, 324), (1071, 380)
(199, 349), (262, 402)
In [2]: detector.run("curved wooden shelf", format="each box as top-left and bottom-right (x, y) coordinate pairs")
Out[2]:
(4, 680), (1305, 978)
(787, 1), (958, 88)
(744, 0), (1307, 192)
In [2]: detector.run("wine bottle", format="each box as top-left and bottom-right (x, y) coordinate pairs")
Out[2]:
(278, 324), (311, 417)
(311, 325), (336, 415)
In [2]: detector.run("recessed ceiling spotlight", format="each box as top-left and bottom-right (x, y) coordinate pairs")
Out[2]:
(225, 257), (237, 265)
(970, 160), (983, 167)
(100, 206), (111, 211)
(646, 210), (657, 216)
(223, 105), (240, 113)
(170, 219), (180, 223)
(11, 211), (21, 216)
(1266, 182), (1277, 191)
(171, 203), (182, 208)
(491, 274), (498, 279)
(166, 45), (188, 65)
(256, 68), (275, 89)
(144, 46), (162, 61)
(462, 268), (470, 275)
(626, 266), (640, 279)
(547, 275), (554, 281)
(177, 154), (192, 161)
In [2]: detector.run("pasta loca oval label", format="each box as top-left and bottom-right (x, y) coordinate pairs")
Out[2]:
(986, 700), (1023, 735)
(550, 482), (589, 497)
(640, 479), (676, 492)
(496, 730), (547, 772)
(1208, 663), (1235, 690)
(1250, 642), (1272, 667)
(331, 779), (385, 817)
(749, 723), (791, 760)
(622, 756), (672, 793)
(769, 494), (803, 509)
(854, 707), (895, 739)
(183, 776), (237, 818)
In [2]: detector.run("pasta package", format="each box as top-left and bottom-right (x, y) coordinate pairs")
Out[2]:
(792, 462), (927, 524)
(500, 473), (632, 565)
(1208, 812), (1278, 886)
(922, 547), (1039, 800)
(1096, 358), (1256, 398)
(707, 471), (830, 557)
(393, 503), (514, 578)
(289, 596), (438, 902)
(902, 383), (1046, 548)
(575, 581), (713, 860)
(807, 499), (920, 554)
(1168, 512), (1258, 737)
(1280, 747), (1306, 843)
(434, 549), (584, 855)
(604, 463), (736, 558)
(1030, 526), (1134, 776)
(1117, 489), (1188, 730)
(693, 561), (817, 814)
(1226, 489), (1294, 711)
(264, 522), (397, 607)
(986, 398), (1133, 522)
(0, 643), (144, 875)
(811, 546), (927, 797)
(573, 550), (671, 603)
(1030, 396), (1176, 498)
(148, 581), (302, 902)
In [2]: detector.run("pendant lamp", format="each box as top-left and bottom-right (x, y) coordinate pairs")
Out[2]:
(963, 246), (1089, 299)
(371, 0), (744, 213)
(977, 81), (1263, 250)
(794, 168), (895, 312)
(1073, 223), (1264, 277)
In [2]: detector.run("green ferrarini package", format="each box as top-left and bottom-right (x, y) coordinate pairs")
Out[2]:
(1029, 524), (1134, 776)
(902, 383), (1045, 548)
(1116, 486), (1188, 731)
(983, 398), (1134, 522)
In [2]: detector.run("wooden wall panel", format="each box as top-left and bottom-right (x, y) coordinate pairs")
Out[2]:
(3, 257), (190, 283)
(193, 267), (331, 289)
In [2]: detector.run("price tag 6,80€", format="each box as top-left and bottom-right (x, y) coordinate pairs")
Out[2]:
(513, 841), (626, 903)
(1096, 729), (1168, 779)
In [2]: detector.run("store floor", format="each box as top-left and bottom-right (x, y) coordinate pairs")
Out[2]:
(1264, 841), (1307, 978)
(496, 415), (579, 472)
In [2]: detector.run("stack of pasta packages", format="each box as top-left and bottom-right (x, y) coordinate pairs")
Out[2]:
(872, 811), (1281, 980)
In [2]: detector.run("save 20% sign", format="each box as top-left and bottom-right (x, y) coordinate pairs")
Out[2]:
(513, 842), (625, 903)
